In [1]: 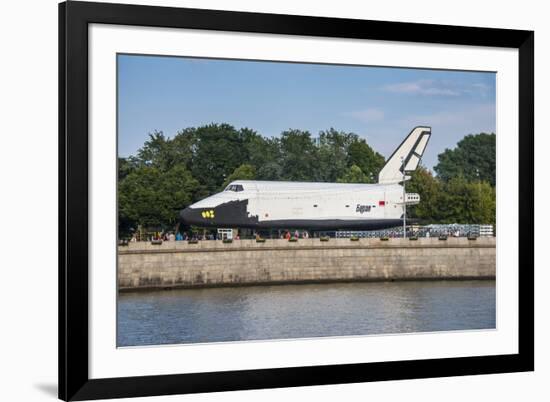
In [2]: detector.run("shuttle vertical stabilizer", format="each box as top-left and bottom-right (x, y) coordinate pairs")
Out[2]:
(378, 126), (431, 184)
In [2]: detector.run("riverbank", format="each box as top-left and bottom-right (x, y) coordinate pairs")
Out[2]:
(118, 237), (495, 291)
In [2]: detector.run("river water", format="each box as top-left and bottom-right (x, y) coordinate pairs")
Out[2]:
(117, 280), (495, 347)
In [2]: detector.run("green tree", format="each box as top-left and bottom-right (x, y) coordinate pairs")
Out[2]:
(118, 165), (200, 235)
(315, 129), (357, 182)
(118, 156), (140, 180)
(240, 128), (280, 169)
(347, 140), (385, 183)
(337, 164), (369, 183)
(406, 167), (442, 223)
(169, 127), (197, 170)
(279, 129), (318, 181)
(189, 124), (249, 192)
(434, 133), (496, 186)
(136, 131), (176, 171)
(257, 162), (283, 180)
(469, 180), (496, 224)
(222, 164), (257, 188)
(438, 176), (496, 224)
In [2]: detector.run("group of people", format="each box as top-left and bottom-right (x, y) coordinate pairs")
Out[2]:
(130, 231), (188, 242)
(280, 230), (309, 240)
(416, 228), (467, 238)
(127, 224), (489, 243)
(129, 229), (314, 242)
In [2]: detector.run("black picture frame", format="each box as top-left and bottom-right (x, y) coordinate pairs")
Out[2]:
(59, 1), (534, 400)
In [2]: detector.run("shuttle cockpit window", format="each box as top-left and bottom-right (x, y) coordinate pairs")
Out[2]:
(224, 184), (244, 192)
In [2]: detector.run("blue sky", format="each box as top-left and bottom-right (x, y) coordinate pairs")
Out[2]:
(118, 54), (496, 170)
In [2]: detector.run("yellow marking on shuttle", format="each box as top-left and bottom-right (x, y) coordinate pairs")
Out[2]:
(201, 210), (215, 219)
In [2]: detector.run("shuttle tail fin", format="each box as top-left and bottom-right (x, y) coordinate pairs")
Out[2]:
(378, 126), (431, 184)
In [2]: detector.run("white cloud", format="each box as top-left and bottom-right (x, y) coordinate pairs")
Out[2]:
(466, 83), (491, 96)
(472, 83), (490, 90)
(382, 79), (461, 96)
(399, 103), (496, 127)
(344, 108), (385, 123)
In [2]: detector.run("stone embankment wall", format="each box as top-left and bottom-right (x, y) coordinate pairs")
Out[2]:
(118, 237), (496, 291)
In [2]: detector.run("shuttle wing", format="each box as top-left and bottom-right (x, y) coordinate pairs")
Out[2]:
(378, 126), (431, 184)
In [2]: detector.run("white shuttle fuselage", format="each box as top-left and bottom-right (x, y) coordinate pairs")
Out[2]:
(180, 126), (430, 230)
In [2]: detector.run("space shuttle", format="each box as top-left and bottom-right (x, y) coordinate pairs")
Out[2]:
(179, 126), (431, 230)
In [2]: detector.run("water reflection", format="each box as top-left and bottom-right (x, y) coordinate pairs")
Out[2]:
(117, 280), (495, 347)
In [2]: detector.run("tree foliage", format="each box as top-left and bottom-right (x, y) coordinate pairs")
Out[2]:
(337, 164), (370, 183)
(438, 177), (496, 224)
(315, 129), (385, 183)
(189, 124), (249, 193)
(118, 165), (200, 235)
(434, 133), (496, 186)
(279, 129), (318, 181)
(406, 167), (442, 222)
(407, 167), (495, 225)
(346, 140), (385, 183)
(222, 164), (257, 189)
(316, 129), (354, 182)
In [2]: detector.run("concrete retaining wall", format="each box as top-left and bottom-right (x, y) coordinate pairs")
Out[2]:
(118, 237), (496, 291)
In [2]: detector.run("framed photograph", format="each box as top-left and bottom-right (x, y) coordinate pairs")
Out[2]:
(59, 1), (534, 400)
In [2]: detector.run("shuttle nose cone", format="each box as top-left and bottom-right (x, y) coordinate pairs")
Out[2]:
(180, 207), (199, 226)
(180, 207), (217, 227)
